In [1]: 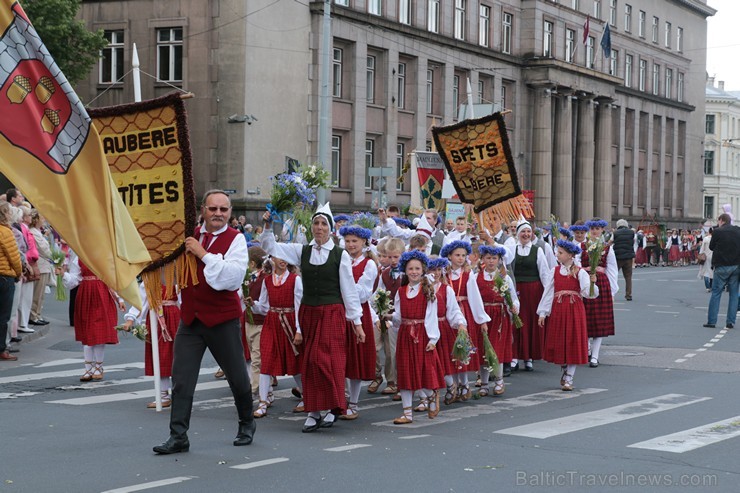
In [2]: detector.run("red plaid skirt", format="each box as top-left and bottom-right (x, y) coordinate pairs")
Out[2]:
(542, 294), (589, 365)
(260, 309), (302, 376)
(483, 304), (514, 364)
(668, 245), (681, 262)
(437, 317), (457, 376)
(513, 280), (544, 360)
(74, 278), (118, 346)
(345, 302), (376, 380)
(298, 303), (347, 412)
(583, 272), (615, 337)
(395, 321), (445, 391)
(144, 305), (180, 377)
(635, 247), (647, 264)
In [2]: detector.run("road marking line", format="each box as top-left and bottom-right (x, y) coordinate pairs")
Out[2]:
(703, 343), (714, 347)
(371, 388), (608, 428)
(230, 458), (290, 470)
(324, 444), (372, 452)
(35, 358), (84, 368)
(614, 308), (631, 311)
(495, 394), (711, 439)
(0, 391), (41, 399)
(398, 434), (431, 440)
(720, 329), (728, 334)
(685, 353), (696, 358)
(57, 367), (220, 391)
(655, 311), (680, 314)
(648, 304), (672, 307)
(0, 362), (145, 385)
(674, 359), (687, 363)
(710, 339), (720, 343)
(47, 380), (231, 405)
(628, 416), (740, 453)
(101, 476), (196, 493)
(696, 348), (708, 352)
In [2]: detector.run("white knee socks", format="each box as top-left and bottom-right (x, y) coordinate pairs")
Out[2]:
(348, 379), (362, 405)
(590, 337), (603, 360)
(259, 374), (272, 401)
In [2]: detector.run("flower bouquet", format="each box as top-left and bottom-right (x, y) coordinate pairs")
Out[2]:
(586, 238), (605, 297)
(268, 172), (315, 215)
(372, 288), (393, 333)
(352, 212), (379, 231)
(480, 329), (499, 372)
(451, 329), (476, 369)
(50, 246), (67, 301)
(242, 267), (256, 324)
(297, 163), (331, 191)
(115, 323), (148, 342)
(493, 272), (523, 328)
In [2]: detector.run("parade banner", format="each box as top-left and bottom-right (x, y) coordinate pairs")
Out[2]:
(432, 112), (533, 227)
(88, 93), (197, 305)
(410, 151), (445, 212)
(0, 0), (149, 306)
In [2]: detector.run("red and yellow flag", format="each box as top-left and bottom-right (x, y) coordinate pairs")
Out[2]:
(0, 1), (150, 306)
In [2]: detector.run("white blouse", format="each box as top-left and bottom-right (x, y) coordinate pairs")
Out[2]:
(437, 284), (467, 329)
(537, 265), (597, 317)
(252, 270), (304, 333)
(351, 255), (379, 304)
(123, 282), (181, 324)
(575, 243), (619, 297)
(391, 283), (440, 344)
(448, 268), (492, 324)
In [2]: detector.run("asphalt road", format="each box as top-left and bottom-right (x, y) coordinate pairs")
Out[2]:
(2, 265), (739, 493)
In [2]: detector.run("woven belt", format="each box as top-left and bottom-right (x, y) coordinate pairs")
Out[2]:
(81, 276), (97, 281)
(555, 290), (581, 304)
(270, 307), (299, 355)
(483, 302), (505, 307)
(456, 296), (468, 301)
(401, 318), (425, 344)
(437, 317), (446, 323)
(161, 301), (178, 307)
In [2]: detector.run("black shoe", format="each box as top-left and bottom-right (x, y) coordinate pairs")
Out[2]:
(510, 362), (519, 372)
(703, 323), (716, 328)
(29, 319), (42, 326)
(524, 361), (534, 372)
(291, 387), (302, 399)
(153, 436), (190, 455)
(625, 296), (632, 301)
(233, 420), (256, 446)
(502, 363), (511, 378)
(319, 413), (336, 429)
(37, 319), (50, 325)
(589, 358), (599, 368)
(10, 337), (21, 343)
(302, 416), (321, 433)
(726, 323), (734, 329)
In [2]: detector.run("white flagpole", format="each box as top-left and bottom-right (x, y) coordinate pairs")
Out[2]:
(466, 77), (475, 119)
(132, 43), (142, 103)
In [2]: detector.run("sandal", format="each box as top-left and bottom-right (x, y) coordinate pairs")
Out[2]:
(393, 407), (413, 425)
(339, 402), (359, 420)
(147, 391), (171, 409)
(428, 391), (440, 419)
(79, 362), (93, 382)
(266, 392), (275, 407)
(292, 401), (305, 413)
(253, 400), (268, 418)
(214, 368), (225, 379)
(413, 398), (429, 412)
(367, 376), (383, 394)
(561, 373), (574, 391)
(493, 378), (505, 396)
(382, 383), (398, 395)
(478, 386), (489, 397)
(458, 384), (472, 402)
(92, 362), (104, 381)
(444, 384), (458, 405)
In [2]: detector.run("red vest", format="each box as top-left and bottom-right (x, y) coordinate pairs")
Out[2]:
(181, 227), (243, 327)
(248, 271), (266, 325)
(381, 266), (403, 299)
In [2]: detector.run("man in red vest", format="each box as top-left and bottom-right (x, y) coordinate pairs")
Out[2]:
(154, 190), (255, 454)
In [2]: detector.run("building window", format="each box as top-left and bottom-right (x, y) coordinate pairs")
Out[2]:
(638, 10), (645, 37)
(479, 5), (490, 47)
(704, 195), (715, 219)
(572, 0), (579, 10)
(396, 143), (405, 191)
(703, 151), (714, 175)
(565, 28), (576, 62)
(365, 139), (375, 188)
(677, 72), (684, 102)
(652, 63), (660, 96)
(454, 0), (466, 40)
(706, 114), (716, 134)
(335, 0), (349, 5)
(368, 0), (381, 16)
(156, 27), (183, 82)
(397, 62), (406, 109)
(586, 36), (595, 68)
(477, 79), (485, 103)
(426, 68), (434, 113)
(638, 59), (646, 91)
(500, 84), (507, 109)
(624, 5), (632, 33)
(452, 75), (460, 114)
(665, 68), (672, 99)
(100, 30), (124, 84)
(593, 0), (601, 19)
(651, 16), (658, 43)
(502, 13), (512, 54)
(677, 26), (683, 52)
(332, 48), (342, 97)
(625, 54), (632, 87)
(664, 21), (671, 48)
(331, 135), (341, 187)
(543, 20), (553, 57)
(366, 55), (376, 103)
(399, 0), (411, 25)
(428, 0), (440, 33)
(609, 0), (617, 26)
(610, 49), (618, 76)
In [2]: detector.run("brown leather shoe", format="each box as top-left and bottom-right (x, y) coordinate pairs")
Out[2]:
(0, 351), (18, 361)
(381, 383), (398, 395)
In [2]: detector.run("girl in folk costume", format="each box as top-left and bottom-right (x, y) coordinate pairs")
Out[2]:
(508, 220), (553, 372)
(338, 225), (378, 420)
(251, 256), (303, 418)
(60, 257), (124, 381)
(427, 257), (468, 409)
(537, 240), (598, 391)
(391, 251), (445, 424)
(578, 219), (619, 368)
(123, 283), (181, 408)
(474, 246), (519, 396)
(439, 240), (490, 402)
(260, 203), (363, 433)
(634, 230), (648, 267)
(680, 230), (692, 266)
(667, 229), (681, 267)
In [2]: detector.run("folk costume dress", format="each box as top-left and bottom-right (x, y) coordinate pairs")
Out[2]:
(64, 258), (118, 346)
(475, 270), (519, 365)
(667, 234), (681, 263)
(260, 230), (363, 415)
(346, 256), (379, 381)
(634, 233), (648, 266)
(392, 284), (445, 392)
(511, 242), (552, 363)
(448, 268), (490, 371)
(578, 242), (619, 338)
(537, 266), (595, 365)
(434, 282), (467, 377)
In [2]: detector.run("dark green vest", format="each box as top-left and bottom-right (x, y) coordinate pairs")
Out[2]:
(300, 244), (344, 305)
(514, 244), (540, 283)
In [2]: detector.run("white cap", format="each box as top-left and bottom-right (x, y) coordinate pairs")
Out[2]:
(515, 216), (532, 234)
(312, 202), (334, 230)
(415, 214), (434, 239)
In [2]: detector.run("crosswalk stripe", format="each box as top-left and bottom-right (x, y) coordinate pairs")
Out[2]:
(230, 458), (290, 470)
(46, 380), (231, 405)
(100, 476), (196, 493)
(627, 416), (740, 453)
(324, 444), (372, 452)
(371, 388), (608, 428)
(0, 362), (144, 385)
(495, 393), (711, 439)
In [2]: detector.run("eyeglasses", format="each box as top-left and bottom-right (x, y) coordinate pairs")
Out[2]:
(206, 206), (230, 213)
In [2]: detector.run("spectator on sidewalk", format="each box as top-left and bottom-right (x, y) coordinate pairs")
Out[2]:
(612, 219), (635, 301)
(0, 202), (22, 361)
(29, 210), (52, 326)
(704, 213), (740, 329)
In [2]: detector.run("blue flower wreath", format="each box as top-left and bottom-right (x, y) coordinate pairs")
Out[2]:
(556, 239), (582, 256)
(392, 217), (414, 229)
(338, 226), (372, 240)
(569, 224), (589, 233)
(440, 240), (472, 258)
(586, 219), (609, 229)
(558, 227), (573, 238)
(478, 245), (506, 258)
(428, 257), (450, 271)
(398, 250), (429, 272)
(333, 214), (352, 224)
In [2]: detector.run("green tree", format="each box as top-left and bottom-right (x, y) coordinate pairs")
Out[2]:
(23, 0), (107, 85)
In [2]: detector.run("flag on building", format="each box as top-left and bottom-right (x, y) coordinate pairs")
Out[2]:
(0, 0), (150, 306)
(583, 15), (590, 44)
(600, 23), (612, 58)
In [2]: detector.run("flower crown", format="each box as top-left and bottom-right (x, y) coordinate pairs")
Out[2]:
(338, 226), (372, 240)
(556, 239), (582, 256)
(392, 217), (414, 228)
(569, 224), (589, 232)
(586, 219), (608, 229)
(440, 240), (472, 258)
(478, 245), (506, 258)
(559, 227), (573, 238)
(398, 250), (429, 272)
(333, 214), (352, 223)
(428, 257), (450, 271)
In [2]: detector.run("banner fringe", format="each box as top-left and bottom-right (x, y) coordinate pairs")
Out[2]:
(479, 195), (535, 232)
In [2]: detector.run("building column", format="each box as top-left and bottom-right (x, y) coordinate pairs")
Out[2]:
(630, 109), (640, 217)
(575, 96), (595, 220)
(552, 90), (574, 221)
(351, 40), (368, 205)
(594, 96), (613, 221)
(531, 85), (553, 219)
(386, 47), (400, 205)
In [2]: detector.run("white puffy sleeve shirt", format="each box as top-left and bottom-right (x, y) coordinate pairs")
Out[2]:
(391, 283), (440, 344)
(200, 224), (249, 292)
(353, 256), (379, 304)
(448, 268), (491, 324)
(381, 218), (414, 242)
(442, 284), (467, 329)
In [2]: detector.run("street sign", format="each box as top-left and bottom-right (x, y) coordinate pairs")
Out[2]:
(367, 167), (394, 177)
